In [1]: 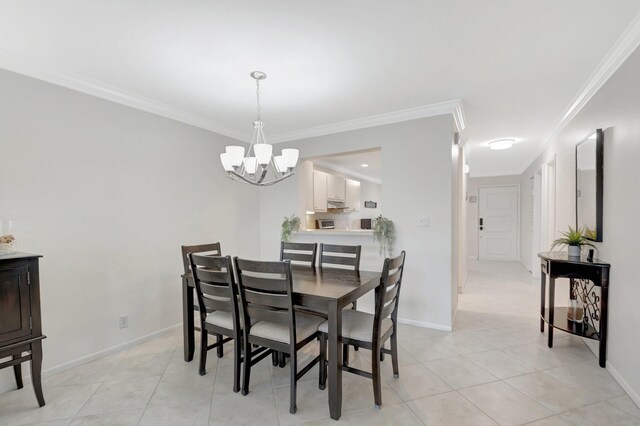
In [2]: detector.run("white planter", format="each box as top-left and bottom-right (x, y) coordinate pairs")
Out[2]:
(568, 245), (581, 257)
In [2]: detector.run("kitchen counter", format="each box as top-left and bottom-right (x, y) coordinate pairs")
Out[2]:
(295, 229), (374, 236)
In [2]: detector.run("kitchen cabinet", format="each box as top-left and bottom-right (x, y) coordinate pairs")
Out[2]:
(326, 174), (346, 201)
(313, 170), (327, 212)
(345, 178), (361, 212)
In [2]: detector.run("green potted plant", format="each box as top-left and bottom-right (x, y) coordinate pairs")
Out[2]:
(551, 226), (596, 258)
(281, 214), (301, 242)
(372, 215), (394, 257)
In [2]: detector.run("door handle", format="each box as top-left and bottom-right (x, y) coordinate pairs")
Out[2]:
(479, 218), (483, 231)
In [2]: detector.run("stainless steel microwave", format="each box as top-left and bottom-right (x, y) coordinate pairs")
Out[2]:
(316, 219), (335, 229)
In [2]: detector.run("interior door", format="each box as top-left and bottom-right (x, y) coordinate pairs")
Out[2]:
(478, 186), (519, 261)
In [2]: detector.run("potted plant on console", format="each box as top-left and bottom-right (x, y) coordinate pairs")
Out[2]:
(551, 226), (596, 258)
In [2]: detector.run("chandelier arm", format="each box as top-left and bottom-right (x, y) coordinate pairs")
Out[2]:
(229, 170), (294, 186)
(256, 168), (268, 184)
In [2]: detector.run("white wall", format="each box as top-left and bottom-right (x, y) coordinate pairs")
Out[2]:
(0, 69), (260, 391)
(519, 46), (640, 405)
(466, 175), (521, 260)
(259, 116), (457, 330)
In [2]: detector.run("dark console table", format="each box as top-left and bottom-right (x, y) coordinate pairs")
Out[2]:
(538, 251), (610, 367)
(0, 252), (46, 406)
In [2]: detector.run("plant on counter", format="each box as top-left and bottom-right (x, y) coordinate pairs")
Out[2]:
(281, 214), (301, 242)
(372, 215), (394, 257)
(550, 226), (596, 257)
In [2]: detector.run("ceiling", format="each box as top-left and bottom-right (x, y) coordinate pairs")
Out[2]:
(1, 1), (639, 177)
(313, 149), (382, 183)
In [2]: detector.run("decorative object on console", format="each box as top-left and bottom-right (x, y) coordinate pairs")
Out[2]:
(567, 299), (585, 322)
(281, 214), (301, 242)
(550, 226), (596, 258)
(372, 215), (394, 257)
(0, 220), (16, 254)
(219, 71), (299, 186)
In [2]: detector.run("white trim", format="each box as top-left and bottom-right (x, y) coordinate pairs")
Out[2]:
(269, 99), (466, 143)
(0, 49), (247, 142)
(313, 160), (382, 185)
(606, 361), (640, 408)
(528, 12), (640, 170)
(0, 323), (181, 391)
(470, 169), (527, 179)
(397, 317), (452, 332)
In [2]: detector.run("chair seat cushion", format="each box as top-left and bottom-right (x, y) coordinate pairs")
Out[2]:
(205, 311), (243, 330)
(250, 313), (325, 344)
(318, 309), (393, 343)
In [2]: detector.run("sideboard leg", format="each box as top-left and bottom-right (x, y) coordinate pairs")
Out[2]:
(13, 355), (23, 389)
(30, 341), (45, 407)
(548, 277), (555, 348)
(540, 270), (546, 333)
(599, 276), (609, 368)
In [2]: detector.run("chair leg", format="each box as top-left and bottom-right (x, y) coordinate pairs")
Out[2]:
(279, 352), (286, 368)
(199, 330), (208, 376)
(13, 355), (23, 389)
(380, 344), (385, 362)
(289, 351), (298, 414)
(352, 301), (358, 352)
(241, 337), (251, 396)
(272, 351), (279, 367)
(372, 344), (382, 408)
(233, 336), (241, 393)
(343, 343), (350, 366)
(391, 331), (399, 378)
(216, 334), (224, 358)
(319, 334), (327, 390)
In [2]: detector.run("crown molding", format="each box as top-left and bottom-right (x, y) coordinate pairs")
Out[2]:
(313, 160), (382, 185)
(529, 12), (640, 169)
(269, 99), (466, 143)
(0, 48), (247, 142)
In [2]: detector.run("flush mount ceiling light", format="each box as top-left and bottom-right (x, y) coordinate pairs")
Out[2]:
(220, 71), (298, 186)
(361, 163), (369, 167)
(488, 139), (515, 150)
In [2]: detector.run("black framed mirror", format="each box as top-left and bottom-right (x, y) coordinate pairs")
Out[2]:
(575, 128), (603, 242)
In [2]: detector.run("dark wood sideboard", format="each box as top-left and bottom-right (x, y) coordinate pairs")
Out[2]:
(538, 251), (610, 368)
(0, 252), (46, 406)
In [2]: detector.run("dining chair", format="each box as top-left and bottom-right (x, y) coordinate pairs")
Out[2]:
(280, 241), (318, 268)
(318, 243), (361, 270)
(234, 257), (324, 414)
(188, 254), (243, 392)
(318, 251), (406, 408)
(181, 243), (225, 356)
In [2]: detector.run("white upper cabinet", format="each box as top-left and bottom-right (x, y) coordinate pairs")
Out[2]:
(313, 170), (328, 212)
(345, 178), (361, 212)
(326, 174), (346, 201)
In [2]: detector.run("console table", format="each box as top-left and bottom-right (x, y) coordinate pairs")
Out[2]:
(0, 252), (46, 406)
(538, 251), (610, 367)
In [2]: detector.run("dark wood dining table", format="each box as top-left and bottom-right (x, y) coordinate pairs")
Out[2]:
(181, 265), (381, 420)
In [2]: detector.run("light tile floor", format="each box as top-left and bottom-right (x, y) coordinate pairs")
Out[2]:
(1, 260), (639, 425)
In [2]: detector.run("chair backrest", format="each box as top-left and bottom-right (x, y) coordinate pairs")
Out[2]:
(189, 254), (239, 330)
(319, 243), (361, 270)
(280, 242), (318, 268)
(234, 258), (296, 346)
(374, 251), (406, 335)
(181, 242), (222, 275)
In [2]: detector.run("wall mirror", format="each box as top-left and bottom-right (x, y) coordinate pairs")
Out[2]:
(575, 128), (603, 242)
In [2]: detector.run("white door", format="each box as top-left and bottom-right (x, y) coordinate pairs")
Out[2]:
(478, 186), (519, 261)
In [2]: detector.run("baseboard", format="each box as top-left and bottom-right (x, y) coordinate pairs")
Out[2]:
(398, 317), (452, 332)
(0, 323), (181, 393)
(606, 361), (640, 408)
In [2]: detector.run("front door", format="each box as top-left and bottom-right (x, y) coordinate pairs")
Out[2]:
(478, 185), (519, 261)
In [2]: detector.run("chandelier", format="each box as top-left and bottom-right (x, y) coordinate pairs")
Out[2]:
(220, 71), (299, 186)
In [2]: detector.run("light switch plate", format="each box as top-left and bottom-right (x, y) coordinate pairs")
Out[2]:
(418, 217), (430, 227)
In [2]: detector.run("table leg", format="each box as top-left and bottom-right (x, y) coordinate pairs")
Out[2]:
(327, 302), (343, 420)
(182, 276), (195, 362)
(30, 341), (45, 407)
(540, 269), (546, 333)
(13, 355), (23, 389)
(548, 277), (555, 348)
(599, 277), (609, 368)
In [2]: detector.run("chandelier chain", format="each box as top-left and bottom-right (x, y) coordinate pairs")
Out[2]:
(256, 77), (261, 122)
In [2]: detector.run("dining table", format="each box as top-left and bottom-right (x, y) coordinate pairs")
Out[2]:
(181, 265), (381, 420)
